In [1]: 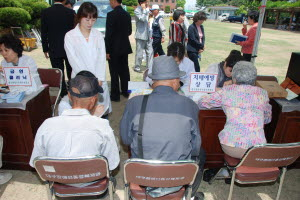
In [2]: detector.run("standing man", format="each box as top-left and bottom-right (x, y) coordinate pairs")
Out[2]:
(134, 0), (153, 73)
(150, 4), (166, 56)
(105, 0), (132, 102)
(41, 0), (75, 96)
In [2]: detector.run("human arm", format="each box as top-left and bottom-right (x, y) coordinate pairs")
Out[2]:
(242, 21), (248, 35)
(105, 12), (114, 55)
(134, 7), (149, 22)
(187, 25), (204, 50)
(120, 101), (134, 146)
(198, 89), (223, 108)
(128, 13), (132, 36)
(263, 92), (272, 124)
(41, 10), (49, 57)
(29, 125), (47, 167)
(239, 26), (256, 48)
(191, 104), (201, 157)
(159, 17), (166, 39)
(94, 32), (107, 82)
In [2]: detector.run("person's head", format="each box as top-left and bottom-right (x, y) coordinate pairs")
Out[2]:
(173, 10), (185, 23)
(68, 74), (103, 112)
(76, 2), (98, 30)
(193, 11), (207, 26)
(77, 70), (96, 78)
(0, 34), (23, 64)
(148, 56), (186, 91)
(138, 0), (147, 6)
(247, 10), (259, 24)
(223, 50), (243, 78)
(64, 0), (72, 9)
(229, 49), (241, 57)
(167, 42), (185, 64)
(109, 0), (122, 9)
(232, 61), (257, 85)
(54, 0), (65, 2)
(150, 4), (160, 16)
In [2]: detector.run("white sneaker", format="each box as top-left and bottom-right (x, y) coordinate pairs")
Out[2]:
(134, 67), (142, 73)
(218, 168), (229, 177)
(0, 172), (12, 184)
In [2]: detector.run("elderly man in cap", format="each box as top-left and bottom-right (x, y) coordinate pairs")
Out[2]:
(150, 4), (166, 56)
(30, 74), (120, 173)
(120, 56), (205, 200)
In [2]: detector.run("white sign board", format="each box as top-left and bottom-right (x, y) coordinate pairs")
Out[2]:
(189, 72), (218, 93)
(3, 67), (32, 86)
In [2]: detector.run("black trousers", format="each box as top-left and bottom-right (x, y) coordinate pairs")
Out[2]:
(108, 54), (130, 99)
(187, 51), (200, 72)
(191, 147), (206, 196)
(49, 56), (72, 97)
(152, 37), (165, 56)
(243, 53), (252, 61)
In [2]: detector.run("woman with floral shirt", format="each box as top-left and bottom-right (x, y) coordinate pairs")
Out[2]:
(199, 61), (272, 159)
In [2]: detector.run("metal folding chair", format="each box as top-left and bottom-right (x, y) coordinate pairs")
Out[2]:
(34, 155), (114, 200)
(210, 143), (300, 200)
(37, 68), (62, 116)
(123, 159), (199, 200)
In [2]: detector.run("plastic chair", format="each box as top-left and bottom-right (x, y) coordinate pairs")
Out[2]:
(34, 155), (114, 200)
(210, 143), (300, 200)
(123, 159), (199, 200)
(37, 68), (62, 116)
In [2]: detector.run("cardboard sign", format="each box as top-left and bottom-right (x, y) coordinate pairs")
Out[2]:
(189, 73), (218, 93)
(3, 67), (32, 86)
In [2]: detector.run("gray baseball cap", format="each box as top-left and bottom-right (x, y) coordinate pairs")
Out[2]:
(148, 56), (186, 80)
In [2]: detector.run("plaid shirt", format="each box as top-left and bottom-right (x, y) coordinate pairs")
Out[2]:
(169, 21), (185, 45)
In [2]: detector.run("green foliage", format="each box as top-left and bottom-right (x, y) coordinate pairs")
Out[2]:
(197, 0), (226, 7)
(0, 0), (22, 8)
(0, 7), (31, 27)
(165, 5), (170, 13)
(176, 0), (186, 8)
(31, 1), (49, 19)
(122, 0), (137, 7)
(127, 6), (135, 17)
(267, 1), (300, 8)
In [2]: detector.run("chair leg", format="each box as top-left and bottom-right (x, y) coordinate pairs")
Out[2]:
(208, 167), (224, 184)
(186, 185), (192, 200)
(227, 170), (236, 200)
(276, 167), (287, 200)
(109, 181), (114, 200)
(124, 184), (129, 200)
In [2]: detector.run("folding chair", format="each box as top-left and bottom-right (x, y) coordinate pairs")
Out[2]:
(37, 68), (62, 116)
(123, 159), (199, 200)
(34, 155), (114, 200)
(210, 143), (300, 200)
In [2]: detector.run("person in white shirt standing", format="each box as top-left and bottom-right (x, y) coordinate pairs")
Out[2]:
(150, 4), (166, 56)
(30, 74), (120, 173)
(64, 2), (112, 115)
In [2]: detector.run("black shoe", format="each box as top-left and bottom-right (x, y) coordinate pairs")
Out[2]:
(110, 96), (120, 102)
(193, 192), (204, 200)
(122, 92), (129, 98)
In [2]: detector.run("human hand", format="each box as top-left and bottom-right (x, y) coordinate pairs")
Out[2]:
(93, 105), (105, 117)
(215, 87), (221, 92)
(198, 49), (204, 54)
(243, 21), (247, 28)
(161, 37), (165, 43)
(235, 41), (241, 45)
(98, 81), (103, 86)
(106, 54), (110, 60)
(44, 52), (49, 59)
(223, 80), (233, 87)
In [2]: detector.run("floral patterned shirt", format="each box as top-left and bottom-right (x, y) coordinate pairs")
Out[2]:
(199, 84), (272, 149)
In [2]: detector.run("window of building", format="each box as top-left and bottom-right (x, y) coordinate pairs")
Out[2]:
(161, 0), (164, 2)
(172, 0), (175, 3)
(150, 0), (153, 2)
(166, 0), (169, 3)
(155, 0), (158, 2)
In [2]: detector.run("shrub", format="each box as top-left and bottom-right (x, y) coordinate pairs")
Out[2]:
(0, 0), (22, 8)
(31, 1), (49, 19)
(165, 5), (170, 13)
(0, 7), (31, 28)
(127, 6), (135, 17)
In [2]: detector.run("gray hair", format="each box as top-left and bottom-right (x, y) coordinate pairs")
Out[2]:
(232, 61), (257, 85)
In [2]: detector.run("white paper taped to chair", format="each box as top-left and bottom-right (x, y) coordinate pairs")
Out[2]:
(43, 165), (56, 173)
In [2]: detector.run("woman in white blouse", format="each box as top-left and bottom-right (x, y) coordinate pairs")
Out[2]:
(64, 2), (111, 114)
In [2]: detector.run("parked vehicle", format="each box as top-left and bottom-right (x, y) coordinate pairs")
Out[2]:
(228, 14), (246, 23)
(218, 13), (230, 21)
(73, 0), (113, 34)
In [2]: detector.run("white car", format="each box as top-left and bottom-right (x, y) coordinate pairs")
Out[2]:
(218, 13), (230, 21)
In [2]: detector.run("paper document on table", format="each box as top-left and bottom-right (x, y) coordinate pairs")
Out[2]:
(286, 88), (298, 100)
(128, 81), (150, 91)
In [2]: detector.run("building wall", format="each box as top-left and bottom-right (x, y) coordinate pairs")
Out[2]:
(149, 0), (176, 11)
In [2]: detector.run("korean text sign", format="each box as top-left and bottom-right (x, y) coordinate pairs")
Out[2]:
(3, 67), (32, 86)
(189, 73), (218, 93)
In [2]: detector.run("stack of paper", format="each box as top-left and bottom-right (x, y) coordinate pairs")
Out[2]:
(1, 91), (25, 103)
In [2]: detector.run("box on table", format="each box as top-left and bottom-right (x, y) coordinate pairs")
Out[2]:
(256, 80), (288, 98)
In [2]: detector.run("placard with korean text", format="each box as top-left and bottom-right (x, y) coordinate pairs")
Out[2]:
(189, 73), (218, 93)
(3, 67), (32, 86)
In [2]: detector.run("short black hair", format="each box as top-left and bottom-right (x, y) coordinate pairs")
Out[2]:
(193, 11), (207, 23)
(77, 70), (96, 78)
(138, 0), (147, 5)
(225, 51), (244, 68)
(173, 10), (185, 21)
(167, 42), (185, 62)
(76, 2), (98, 23)
(54, 0), (64, 2)
(248, 10), (259, 23)
(65, 0), (72, 5)
(116, 0), (122, 3)
(0, 34), (23, 57)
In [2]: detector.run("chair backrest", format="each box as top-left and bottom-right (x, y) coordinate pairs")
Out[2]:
(38, 68), (62, 88)
(124, 159), (198, 188)
(34, 155), (109, 184)
(238, 143), (300, 168)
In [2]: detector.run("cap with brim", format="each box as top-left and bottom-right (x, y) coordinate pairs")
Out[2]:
(150, 4), (160, 10)
(148, 56), (186, 80)
(69, 75), (103, 98)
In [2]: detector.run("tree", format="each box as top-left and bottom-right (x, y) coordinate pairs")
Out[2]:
(176, 0), (186, 8)
(122, 0), (137, 7)
(165, 5), (170, 13)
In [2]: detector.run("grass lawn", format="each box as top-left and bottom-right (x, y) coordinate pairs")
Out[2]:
(23, 19), (300, 84)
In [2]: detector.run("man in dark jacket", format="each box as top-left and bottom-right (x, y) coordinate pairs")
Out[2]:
(105, 0), (132, 102)
(41, 0), (75, 96)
